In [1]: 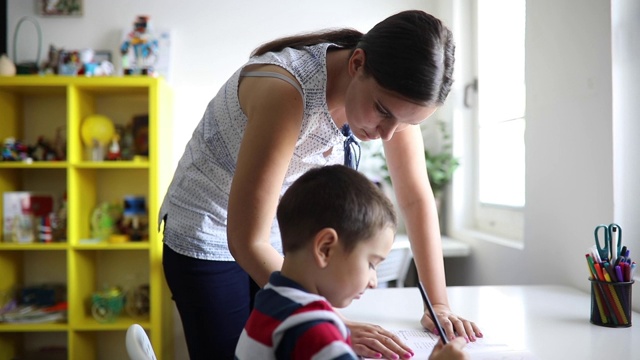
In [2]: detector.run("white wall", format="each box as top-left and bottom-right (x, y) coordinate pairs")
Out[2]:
(612, 0), (640, 311)
(445, 0), (640, 311)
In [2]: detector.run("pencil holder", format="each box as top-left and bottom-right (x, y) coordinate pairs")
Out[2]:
(589, 278), (634, 327)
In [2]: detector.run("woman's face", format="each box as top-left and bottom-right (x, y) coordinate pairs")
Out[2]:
(344, 56), (438, 141)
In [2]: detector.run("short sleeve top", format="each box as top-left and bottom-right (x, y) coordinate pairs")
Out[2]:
(159, 43), (348, 261)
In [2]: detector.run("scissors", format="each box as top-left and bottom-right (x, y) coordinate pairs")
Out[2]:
(594, 223), (622, 262)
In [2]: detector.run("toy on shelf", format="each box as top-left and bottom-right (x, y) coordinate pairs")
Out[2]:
(91, 286), (124, 323)
(107, 134), (122, 161)
(119, 196), (148, 241)
(120, 15), (159, 76)
(1, 126), (66, 163)
(2, 192), (54, 243)
(90, 202), (120, 242)
(81, 114), (115, 161)
(2, 137), (31, 162)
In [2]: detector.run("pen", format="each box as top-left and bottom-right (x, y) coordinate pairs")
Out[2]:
(418, 282), (449, 344)
(586, 254), (608, 324)
(615, 265), (624, 284)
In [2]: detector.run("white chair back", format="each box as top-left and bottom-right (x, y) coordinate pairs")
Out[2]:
(126, 324), (157, 360)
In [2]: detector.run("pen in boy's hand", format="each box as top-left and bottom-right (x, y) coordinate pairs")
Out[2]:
(418, 282), (449, 344)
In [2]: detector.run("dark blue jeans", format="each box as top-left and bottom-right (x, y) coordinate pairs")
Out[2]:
(163, 244), (259, 360)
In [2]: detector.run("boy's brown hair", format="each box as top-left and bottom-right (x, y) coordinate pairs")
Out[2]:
(277, 165), (397, 254)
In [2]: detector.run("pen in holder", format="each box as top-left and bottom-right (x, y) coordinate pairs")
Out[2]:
(589, 277), (634, 327)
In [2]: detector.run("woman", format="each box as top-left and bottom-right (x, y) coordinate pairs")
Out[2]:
(160, 9), (481, 360)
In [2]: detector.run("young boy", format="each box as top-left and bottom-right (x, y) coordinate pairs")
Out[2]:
(234, 165), (468, 360)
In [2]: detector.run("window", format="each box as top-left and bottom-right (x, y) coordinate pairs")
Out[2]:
(469, 0), (526, 242)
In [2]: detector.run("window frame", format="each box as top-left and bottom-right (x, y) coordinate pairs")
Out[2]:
(448, 0), (525, 246)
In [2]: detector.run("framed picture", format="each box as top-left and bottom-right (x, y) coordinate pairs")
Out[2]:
(94, 50), (112, 63)
(38, 0), (83, 17)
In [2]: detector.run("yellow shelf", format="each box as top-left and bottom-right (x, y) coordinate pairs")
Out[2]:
(0, 243), (68, 250)
(73, 161), (150, 169)
(73, 242), (150, 250)
(0, 75), (174, 360)
(72, 315), (151, 331)
(0, 322), (69, 332)
(0, 162), (69, 169)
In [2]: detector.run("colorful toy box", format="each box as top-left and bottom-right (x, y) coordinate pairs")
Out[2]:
(3, 192), (54, 243)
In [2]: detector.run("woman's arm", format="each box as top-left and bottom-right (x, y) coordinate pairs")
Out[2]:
(227, 65), (304, 287)
(383, 125), (481, 341)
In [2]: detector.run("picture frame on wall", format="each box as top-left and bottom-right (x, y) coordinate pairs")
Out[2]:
(1, 0), (7, 54)
(38, 0), (83, 17)
(93, 50), (112, 63)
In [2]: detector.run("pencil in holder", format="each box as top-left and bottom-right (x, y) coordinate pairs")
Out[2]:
(589, 277), (634, 327)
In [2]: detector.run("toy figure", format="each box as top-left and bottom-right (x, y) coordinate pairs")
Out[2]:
(120, 16), (159, 75)
(2, 137), (31, 162)
(2, 138), (14, 161)
(32, 136), (62, 161)
(107, 135), (122, 161)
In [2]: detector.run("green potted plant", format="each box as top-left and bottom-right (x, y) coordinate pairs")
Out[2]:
(424, 120), (459, 199)
(365, 120), (459, 199)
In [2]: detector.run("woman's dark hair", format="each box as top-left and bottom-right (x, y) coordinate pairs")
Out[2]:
(277, 165), (397, 255)
(252, 10), (455, 106)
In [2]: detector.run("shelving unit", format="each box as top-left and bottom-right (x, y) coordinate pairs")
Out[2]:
(0, 76), (173, 360)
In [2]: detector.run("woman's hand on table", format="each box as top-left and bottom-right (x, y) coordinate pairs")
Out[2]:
(344, 320), (414, 359)
(420, 304), (482, 343)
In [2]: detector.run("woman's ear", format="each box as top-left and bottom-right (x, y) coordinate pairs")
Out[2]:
(348, 48), (366, 77)
(313, 228), (339, 268)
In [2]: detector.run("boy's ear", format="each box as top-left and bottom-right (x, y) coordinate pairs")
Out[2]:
(313, 228), (339, 268)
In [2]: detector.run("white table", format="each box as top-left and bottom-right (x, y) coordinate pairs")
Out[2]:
(339, 285), (640, 360)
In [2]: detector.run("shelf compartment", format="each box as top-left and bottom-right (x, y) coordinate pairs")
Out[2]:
(69, 84), (150, 164)
(0, 331), (67, 360)
(69, 168), (149, 246)
(70, 330), (132, 360)
(0, 249), (67, 293)
(0, 83), (68, 164)
(68, 249), (150, 329)
(1, 168), (68, 244)
(68, 168), (149, 245)
(0, 250), (68, 332)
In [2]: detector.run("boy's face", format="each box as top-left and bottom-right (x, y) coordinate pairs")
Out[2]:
(319, 226), (395, 308)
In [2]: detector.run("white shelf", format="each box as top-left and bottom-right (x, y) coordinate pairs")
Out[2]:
(393, 233), (471, 258)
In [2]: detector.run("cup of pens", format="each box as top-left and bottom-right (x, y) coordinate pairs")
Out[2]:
(589, 278), (633, 327)
(587, 223), (636, 327)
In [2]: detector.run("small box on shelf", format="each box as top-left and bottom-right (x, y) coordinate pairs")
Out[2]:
(3, 192), (54, 243)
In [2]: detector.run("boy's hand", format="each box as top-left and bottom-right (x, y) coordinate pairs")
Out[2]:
(429, 337), (469, 360)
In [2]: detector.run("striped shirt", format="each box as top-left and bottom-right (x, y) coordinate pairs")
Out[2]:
(235, 272), (357, 360)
